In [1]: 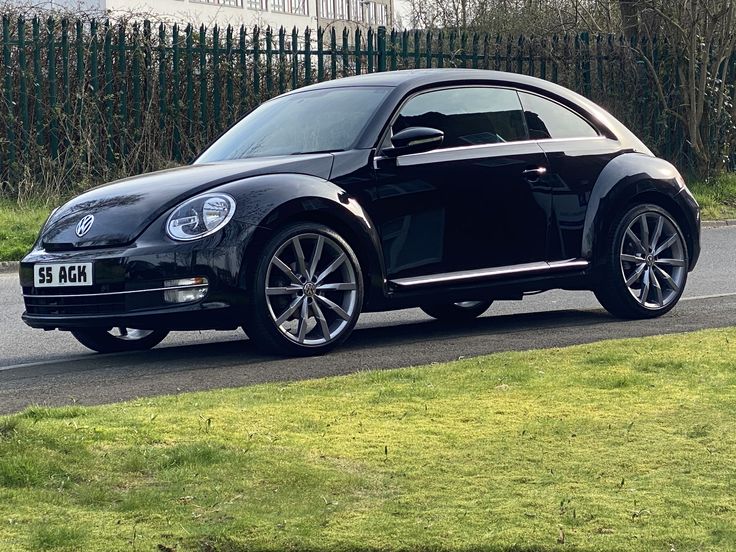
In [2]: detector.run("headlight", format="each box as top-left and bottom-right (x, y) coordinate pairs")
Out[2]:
(166, 193), (236, 241)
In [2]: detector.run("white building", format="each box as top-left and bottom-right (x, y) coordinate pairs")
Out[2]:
(37, 0), (393, 31)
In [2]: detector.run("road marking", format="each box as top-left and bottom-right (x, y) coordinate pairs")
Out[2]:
(682, 292), (736, 301)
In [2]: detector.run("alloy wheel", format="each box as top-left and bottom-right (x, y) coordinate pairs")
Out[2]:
(619, 211), (686, 310)
(265, 233), (359, 346)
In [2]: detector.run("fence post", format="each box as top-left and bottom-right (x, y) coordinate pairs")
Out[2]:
(118, 22), (127, 159)
(239, 26), (248, 112)
(304, 27), (311, 85)
(342, 28), (348, 77)
(364, 27), (374, 75)
(172, 24), (181, 161)
(354, 28), (361, 75)
(198, 25), (206, 133)
(425, 31), (432, 68)
(377, 26), (386, 72)
(279, 27), (286, 93)
(186, 24), (194, 136)
(213, 26), (221, 131)
(226, 26), (234, 125)
(132, 23), (141, 140)
(330, 27), (337, 80)
(291, 27), (298, 88)
(437, 31), (443, 68)
(389, 28), (397, 71)
(253, 26), (261, 99)
(317, 27), (324, 82)
(49, 18), (59, 160)
(19, 18), (30, 144)
(266, 27), (273, 95)
(471, 32), (478, 69)
(2, 15), (15, 182)
(33, 17), (44, 147)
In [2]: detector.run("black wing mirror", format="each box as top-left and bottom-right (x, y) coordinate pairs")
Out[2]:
(383, 127), (444, 158)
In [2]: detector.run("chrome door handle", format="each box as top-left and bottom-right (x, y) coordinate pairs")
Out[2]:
(522, 167), (547, 177)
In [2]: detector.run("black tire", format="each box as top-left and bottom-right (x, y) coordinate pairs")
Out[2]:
(242, 222), (364, 356)
(594, 203), (688, 319)
(420, 300), (493, 322)
(70, 328), (169, 353)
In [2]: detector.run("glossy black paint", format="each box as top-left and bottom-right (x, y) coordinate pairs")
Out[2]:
(20, 69), (701, 332)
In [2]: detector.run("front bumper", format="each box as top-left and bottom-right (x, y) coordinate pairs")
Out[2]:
(20, 232), (251, 331)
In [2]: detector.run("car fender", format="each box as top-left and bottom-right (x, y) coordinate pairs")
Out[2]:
(211, 173), (387, 298)
(581, 152), (689, 263)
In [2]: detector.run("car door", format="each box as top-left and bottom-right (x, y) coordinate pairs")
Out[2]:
(373, 86), (552, 280)
(517, 91), (624, 261)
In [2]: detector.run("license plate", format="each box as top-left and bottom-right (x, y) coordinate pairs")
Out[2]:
(34, 263), (93, 287)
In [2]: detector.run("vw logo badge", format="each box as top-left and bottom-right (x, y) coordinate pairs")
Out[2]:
(75, 214), (95, 237)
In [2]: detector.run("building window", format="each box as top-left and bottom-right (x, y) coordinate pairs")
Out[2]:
(273, 0), (308, 13)
(191, 0), (245, 7)
(247, 0), (268, 9)
(349, 0), (362, 21)
(334, 0), (347, 19)
(320, 0), (334, 18)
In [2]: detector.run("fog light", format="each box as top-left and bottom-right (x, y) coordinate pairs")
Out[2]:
(164, 277), (208, 304)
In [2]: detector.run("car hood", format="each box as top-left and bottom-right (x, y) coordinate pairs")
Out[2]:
(40, 154), (334, 250)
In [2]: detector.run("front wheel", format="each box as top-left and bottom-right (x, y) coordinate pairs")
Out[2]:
(70, 328), (169, 353)
(594, 203), (688, 319)
(243, 223), (364, 356)
(421, 300), (493, 322)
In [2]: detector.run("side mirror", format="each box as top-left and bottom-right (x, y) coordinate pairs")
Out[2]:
(383, 127), (444, 158)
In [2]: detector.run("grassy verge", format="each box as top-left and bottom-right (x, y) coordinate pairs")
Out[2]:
(0, 201), (51, 262)
(2, 328), (736, 551)
(689, 172), (736, 220)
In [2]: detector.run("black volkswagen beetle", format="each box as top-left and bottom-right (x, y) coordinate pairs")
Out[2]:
(20, 69), (700, 356)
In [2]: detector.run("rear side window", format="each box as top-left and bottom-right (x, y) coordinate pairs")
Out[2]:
(392, 87), (527, 148)
(518, 92), (598, 140)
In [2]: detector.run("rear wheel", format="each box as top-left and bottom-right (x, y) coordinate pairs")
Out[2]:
(420, 300), (493, 322)
(70, 328), (169, 353)
(595, 203), (688, 319)
(243, 222), (364, 356)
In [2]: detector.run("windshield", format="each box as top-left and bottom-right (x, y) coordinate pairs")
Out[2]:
(196, 86), (391, 162)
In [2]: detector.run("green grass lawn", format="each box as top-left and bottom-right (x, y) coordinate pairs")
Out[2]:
(0, 201), (50, 262)
(1, 328), (735, 551)
(688, 172), (736, 220)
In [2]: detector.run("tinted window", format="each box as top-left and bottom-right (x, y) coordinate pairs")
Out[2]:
(518, 92), (598, 140)
(392, 87), (527, 148)
(197, 86), (390, 161)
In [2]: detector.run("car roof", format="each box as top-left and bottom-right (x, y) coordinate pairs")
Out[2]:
(287, 69), (652, 155)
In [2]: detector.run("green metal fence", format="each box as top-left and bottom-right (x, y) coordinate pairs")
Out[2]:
(0, 16), (733, 196)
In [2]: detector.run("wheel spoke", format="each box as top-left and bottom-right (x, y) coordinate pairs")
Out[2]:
(626, 228), (647, 254)
(316, 294), (351, 321)
(317, 282), (356, 291)
(308, 235), (324, 279)
(653, 234), (678, 257)
(266, 285), (301, 295)
(639, 269), (651, 305)
(296, 298), (310, 343)
(292, 237), (308, 278)
(316, 253), (346, 284)
(655, 257), (686, 267)
(272, 257), (302, 285)
(639, 215), (650, 250)
(620, 253), (645, 264)
(625, 263), (646, 286)
(650, 215), (664, 252)
(650, 269), (664, 307)
(311, 298), (332, 340)
(275, 296), (305, 326)
(653, 264), (680, 292)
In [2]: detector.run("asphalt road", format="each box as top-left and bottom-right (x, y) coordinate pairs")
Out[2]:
(1, 225), (735, 414)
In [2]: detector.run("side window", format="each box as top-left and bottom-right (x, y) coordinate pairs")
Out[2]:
(392, 87), (528, 148)
(518, 92), (598, 140)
